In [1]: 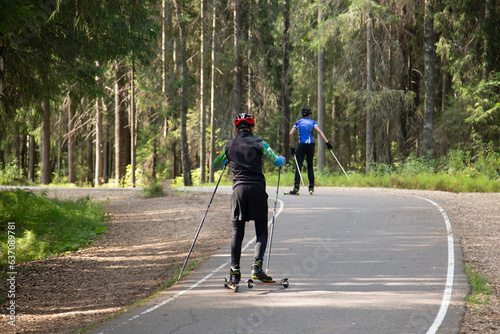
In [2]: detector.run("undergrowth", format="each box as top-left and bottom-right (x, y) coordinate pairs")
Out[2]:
(0, 189), (108, 267)
(464, 264), (492, 308)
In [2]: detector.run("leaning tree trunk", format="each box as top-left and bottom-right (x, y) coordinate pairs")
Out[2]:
(41, 97), (51, 184)
(423, 0), (435, 157)
(173, 0), (192, 186)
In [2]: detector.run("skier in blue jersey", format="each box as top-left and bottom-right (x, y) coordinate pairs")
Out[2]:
(288, 107), (332, 194)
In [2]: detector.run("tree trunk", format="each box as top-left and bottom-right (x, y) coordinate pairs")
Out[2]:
(103, 124), (109, 183)
(86, 122), (93, 185)
(173, 0), (192, 186)
(28, 135), (35, 181)
(317, 3), (326, 171)
(95, 97), (103, 186)
(68, 93), (76, 183)
(20, 133), (27, 176)
(130, 63), (136, 187)
(483, 0), (494, 78)
(115, 61), (130, 186)
(209, 0), (217, 183)
(95, 63), (104, 186)
(162, 0), (172, 96)
(199, 0), (206, 184)
(41, 97), (51, 184)
(56, 112), (61, 178)
(423, 0), (435, 157)
(281, 0), (290, 161)
(233, 0), (243, 116)
(365, 13), (375, 173)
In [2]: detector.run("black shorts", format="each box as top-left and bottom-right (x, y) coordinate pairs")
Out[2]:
(231, 184), (268, 221)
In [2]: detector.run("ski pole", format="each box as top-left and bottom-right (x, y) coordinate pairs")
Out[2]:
(178, 163), (227, 280)
(293, 154), (305, 187)
(266, 166), (281, 274)
(328, 148), (351, 181)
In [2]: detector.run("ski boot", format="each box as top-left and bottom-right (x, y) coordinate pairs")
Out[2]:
(285, 188), (300, 196)
(251, 259), (274, 283)
(309, 186), (314, 195)
(231, 266), (241, 284)
(225, 266), (240, 292)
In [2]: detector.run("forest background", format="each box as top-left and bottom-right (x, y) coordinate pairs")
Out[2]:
(0, 0), (499, 189)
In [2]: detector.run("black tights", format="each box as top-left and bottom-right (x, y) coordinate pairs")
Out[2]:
(231, 219), (268, 267)
(294, 143), (315, 189)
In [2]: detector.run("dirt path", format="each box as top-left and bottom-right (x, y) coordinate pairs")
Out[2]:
(1, 187), (499, 333)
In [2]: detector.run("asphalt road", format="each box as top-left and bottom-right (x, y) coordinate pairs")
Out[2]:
(90, 187), (466, 334)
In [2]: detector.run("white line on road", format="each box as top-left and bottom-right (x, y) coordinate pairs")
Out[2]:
(415, 197), (455, 334)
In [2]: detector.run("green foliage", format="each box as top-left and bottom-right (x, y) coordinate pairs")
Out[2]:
(142, 182), (165, 198)
(0, 189), (107, 266)
(0, 160), (22, 185)
(120, 165), (148, 188)
(465, 264), (492, 307)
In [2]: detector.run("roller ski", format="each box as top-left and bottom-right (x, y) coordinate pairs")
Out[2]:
(246, 277), (289, 289)
(245, 259), (289, 289)
(224, 266), (240, 292)
(284, 188), (300, 196)
(309, 186), (314, 195)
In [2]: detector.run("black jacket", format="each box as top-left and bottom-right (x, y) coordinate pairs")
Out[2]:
(225, 130), (266, 188)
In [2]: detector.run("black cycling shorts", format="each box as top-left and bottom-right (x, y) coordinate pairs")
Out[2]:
(231, 184), (268, 222)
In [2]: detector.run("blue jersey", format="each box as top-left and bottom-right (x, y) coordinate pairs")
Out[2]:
(293, 118), (318, 144)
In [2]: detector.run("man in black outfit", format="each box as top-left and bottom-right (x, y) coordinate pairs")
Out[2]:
(213, 113), (285, 286)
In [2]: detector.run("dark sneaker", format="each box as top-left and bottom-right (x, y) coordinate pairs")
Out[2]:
(230, 266), (241, 285)
(251, 259), (274, 283)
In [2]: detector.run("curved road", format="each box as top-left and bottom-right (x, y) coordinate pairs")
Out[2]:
(91, 187), (466, 334)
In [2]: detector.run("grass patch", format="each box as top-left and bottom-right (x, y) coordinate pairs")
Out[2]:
(464, 264), (492, 308)
(0, 189), (108, 267)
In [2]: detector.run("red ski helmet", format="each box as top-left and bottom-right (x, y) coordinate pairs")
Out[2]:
(234, 113), (255, 128)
